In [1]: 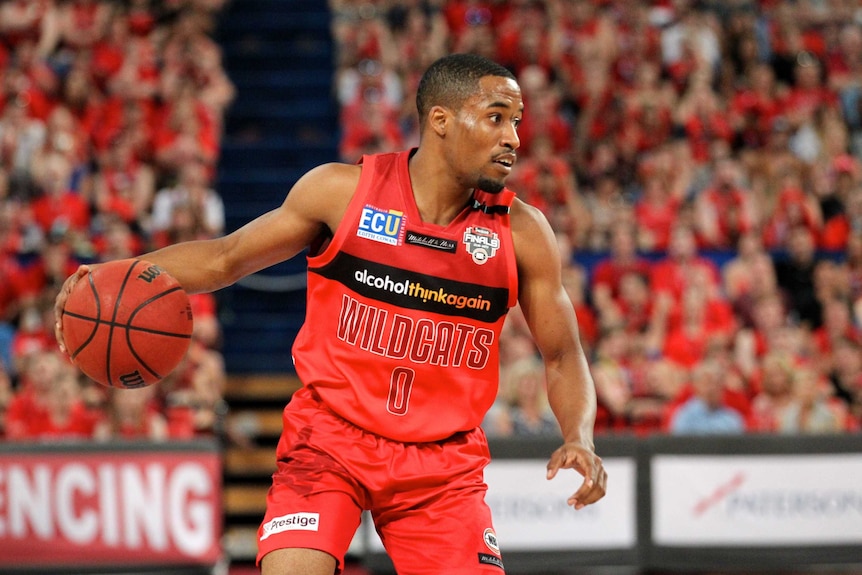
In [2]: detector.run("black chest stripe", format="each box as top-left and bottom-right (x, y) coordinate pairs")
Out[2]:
(312, 252), (509, 323)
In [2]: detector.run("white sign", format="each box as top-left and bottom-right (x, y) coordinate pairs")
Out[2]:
(485, 458), (636, 550)
(366, 457), (636, 553)
(652, 454), (862, 546)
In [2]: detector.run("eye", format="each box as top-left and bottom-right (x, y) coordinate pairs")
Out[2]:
(489, 114), (502, 124)
(512, 117), (522, 129)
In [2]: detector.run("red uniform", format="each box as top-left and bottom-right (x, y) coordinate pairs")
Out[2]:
(259, 150), (517, 573)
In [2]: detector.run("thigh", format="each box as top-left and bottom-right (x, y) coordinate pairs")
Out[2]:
(257, 464), (363, 572)
(261, 547), (336, 575)
(257, 395), (368, 574)
(375, 484), (505, 575)
(372, 430), (504, 574)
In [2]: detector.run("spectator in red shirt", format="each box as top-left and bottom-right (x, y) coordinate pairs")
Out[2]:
(56, 0), (112, 52)
(14, 237), (79, 303)
(93, 385), (169, 441)
(29, 151), (90, 235)
(674, 73), (735, 164)
(153, 82), (219, 172)
(591, 222), (652, 314)
(662, 283), (736, 369)
(9, 38), (59, 122)
(338, 96), (404, 164)
(730, 62), (783, 152)
(649, 224), (721, 302)
(722, 232), (784, 330)
(512, 75), (572, 157)
(91, 132), (155, 224)
(695, 157), (757, 250)
(12, 368), (97, 440)
(781, 51), (839, 131)
(509, 135), (588, 246)
(633, 160), (684, 253)
(763, 169), (823, 249)
(10, 299), (57, 372)
(820, 168), (862, 251)
(4, 349), (63, 438)
(812, 297), (861, 360)
(0, 0), (59, 57)
(91, 215), (143, 262)
(494, 1), (553, 76)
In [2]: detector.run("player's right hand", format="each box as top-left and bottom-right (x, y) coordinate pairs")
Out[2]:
(54, 265), (92, 354)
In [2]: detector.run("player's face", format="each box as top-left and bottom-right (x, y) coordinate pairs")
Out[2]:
(447, 76), (523, 193)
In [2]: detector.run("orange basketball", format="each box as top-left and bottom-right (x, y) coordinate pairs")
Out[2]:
(61, 258), (194, 389)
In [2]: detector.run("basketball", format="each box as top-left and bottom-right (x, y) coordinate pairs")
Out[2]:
(61, 258), (194, 389)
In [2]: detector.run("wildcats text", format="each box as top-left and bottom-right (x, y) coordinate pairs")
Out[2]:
(337, 295), (494, 369)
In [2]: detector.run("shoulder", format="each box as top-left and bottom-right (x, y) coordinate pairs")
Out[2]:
(509, 197), (556, 249)
(286, 162), (362, 209)
(281, 162), (363, 233)
(296, 162), (362, 191)
(508, 197), (563, 273)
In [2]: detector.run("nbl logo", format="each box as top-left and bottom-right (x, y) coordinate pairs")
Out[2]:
(463, 226), (500, 265)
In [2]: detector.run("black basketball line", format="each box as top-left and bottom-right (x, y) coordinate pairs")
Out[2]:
(105, 261), (139, 386)
(124, 286), (193, 380)
(68, 272), (103, 360)
(62, 310), (192, 338)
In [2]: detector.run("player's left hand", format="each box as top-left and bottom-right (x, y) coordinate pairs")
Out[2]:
(546, 441), (607, 510)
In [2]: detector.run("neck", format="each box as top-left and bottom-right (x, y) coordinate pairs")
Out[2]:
(408, 147), (474, 226)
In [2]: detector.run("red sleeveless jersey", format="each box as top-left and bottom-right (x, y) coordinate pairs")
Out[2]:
(291, 150), (519, 442)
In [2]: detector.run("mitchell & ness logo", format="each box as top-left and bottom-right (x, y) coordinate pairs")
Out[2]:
(405, 231), (457, 253)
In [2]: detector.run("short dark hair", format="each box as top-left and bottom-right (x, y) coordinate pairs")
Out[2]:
(416, 53), (516, 121)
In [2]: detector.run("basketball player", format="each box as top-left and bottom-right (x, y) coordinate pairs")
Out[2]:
(55, 53), (607, 574)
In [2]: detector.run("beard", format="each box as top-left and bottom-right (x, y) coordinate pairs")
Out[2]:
(477, 176), (505, 194)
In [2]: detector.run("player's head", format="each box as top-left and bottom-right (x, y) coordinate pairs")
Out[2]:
(416, 53), (517, 121)
(416, 54), (522, 193)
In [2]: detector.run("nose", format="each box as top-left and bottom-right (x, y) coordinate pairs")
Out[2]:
(502, 121), (520, 150)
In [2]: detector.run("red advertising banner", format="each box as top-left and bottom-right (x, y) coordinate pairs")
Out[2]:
(0, 441), (222, 568)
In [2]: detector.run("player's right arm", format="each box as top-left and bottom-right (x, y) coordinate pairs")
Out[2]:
(54, 162), (361, 351)
(140, 162), (359, 293)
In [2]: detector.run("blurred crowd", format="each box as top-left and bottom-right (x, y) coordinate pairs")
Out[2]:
(330, 0), (862, 437)
(0, 0), (233, 442)
(2, 0), (862, 444)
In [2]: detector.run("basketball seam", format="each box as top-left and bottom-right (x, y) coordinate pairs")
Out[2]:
(68, 272), (103, 361)
(63, 311), (192, 338)
(106, 261), (139, 386)
(125, 285), (192, 381)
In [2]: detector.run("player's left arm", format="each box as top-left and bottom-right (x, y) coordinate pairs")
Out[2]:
(510, 199), (607, 510)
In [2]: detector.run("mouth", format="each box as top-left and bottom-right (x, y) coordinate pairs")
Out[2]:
(492, 153), (516, 173)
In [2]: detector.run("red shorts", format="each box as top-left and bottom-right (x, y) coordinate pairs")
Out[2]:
(257, 386), (505, 574)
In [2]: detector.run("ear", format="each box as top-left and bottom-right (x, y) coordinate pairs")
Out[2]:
(428, 105), (449, 137)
